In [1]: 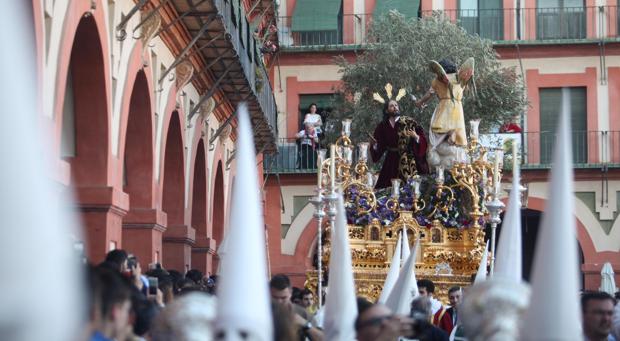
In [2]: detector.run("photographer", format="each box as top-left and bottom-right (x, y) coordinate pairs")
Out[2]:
(409, 297), (449, 341)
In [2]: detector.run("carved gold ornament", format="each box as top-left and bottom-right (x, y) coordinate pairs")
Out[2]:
(372, 83), (407, 104)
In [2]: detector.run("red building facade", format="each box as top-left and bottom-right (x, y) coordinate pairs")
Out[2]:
(266, 0), (620, 289)
(33, 0), (277, 275)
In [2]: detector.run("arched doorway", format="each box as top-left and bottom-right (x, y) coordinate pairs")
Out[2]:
(191, 140), (210, 273)
(161, 111), (188, 271)
(212, 161), (225, 270)
(123, 70), (153, 208)
(60, 15), (114, 261)
(493, 208), (585, 288)
(121, 70), (159, 264)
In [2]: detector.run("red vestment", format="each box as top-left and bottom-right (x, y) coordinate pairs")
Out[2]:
(370, 117), (429, 189)
(432, 306), (454, 335)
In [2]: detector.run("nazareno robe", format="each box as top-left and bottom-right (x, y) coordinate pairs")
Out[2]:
(371, 117), (429, 189)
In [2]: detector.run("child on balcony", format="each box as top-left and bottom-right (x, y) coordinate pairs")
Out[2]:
(296, 124), (319, 169)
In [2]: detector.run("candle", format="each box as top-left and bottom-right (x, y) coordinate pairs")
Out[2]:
(344, 147), (353, 164)
(512, 139), (518, 170)
(413, 180), (421, 197)
(391, 179), (401, 198)
(367, 172), (374, 187)
(470, 119), (481, 139)
(317, 150), (325, 188)
(437, 166), (444, 183)
(358, 142), (369, 161)
(494, 149), (504, 195)
(342, 119), (352, 137)
(493, 151), (500, 184)
(330, 144), (336, 190)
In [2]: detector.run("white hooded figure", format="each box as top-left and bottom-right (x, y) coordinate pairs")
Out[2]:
(151, 293), (217, 341)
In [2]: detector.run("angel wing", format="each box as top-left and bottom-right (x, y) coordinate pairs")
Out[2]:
(458, 57), (475, 87)
(429, 60), (449, 85)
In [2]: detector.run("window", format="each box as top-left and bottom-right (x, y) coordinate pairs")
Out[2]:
(459, 0), (504, 40)
(536, 0), (585, 39)
(298, 94), (334, 131)
(291, 0), (343, 45)
(539, 87), (587, 164)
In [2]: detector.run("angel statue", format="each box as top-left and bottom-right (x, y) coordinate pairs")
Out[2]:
(416, 58), (475, 169)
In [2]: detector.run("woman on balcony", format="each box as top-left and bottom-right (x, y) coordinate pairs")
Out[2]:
(303, 103), (323, 139)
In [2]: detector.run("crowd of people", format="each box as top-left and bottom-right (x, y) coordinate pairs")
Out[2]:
(84, 248), (620, 341)
(84, 249), (218, 341)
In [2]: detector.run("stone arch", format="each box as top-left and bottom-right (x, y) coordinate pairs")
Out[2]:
(212, 160), (225, 269)
(57, 13), (125, 262)
(192, 140), (208, 238)
(120, 69), (161, 265)
(162, 111), (185, 225)
(61, 14), (109, 186)
(191, 140), (210, 273)
(161, 111), (188, 271)
(122, 70), (154, 207)
(494, 197), (592, 289)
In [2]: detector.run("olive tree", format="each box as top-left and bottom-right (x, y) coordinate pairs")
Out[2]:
(326, 11), (528, 144)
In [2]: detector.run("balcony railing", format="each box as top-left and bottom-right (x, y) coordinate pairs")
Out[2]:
(522, 130), (620, 168)
(216, 0), (277, 133)
(263, 138), (325, 174)
(277, 6), (620, 49)
(264, 131), (620, 174)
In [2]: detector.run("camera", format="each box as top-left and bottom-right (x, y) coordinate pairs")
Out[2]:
(127, 255), (137, 271)
(147, 276), (158, 296)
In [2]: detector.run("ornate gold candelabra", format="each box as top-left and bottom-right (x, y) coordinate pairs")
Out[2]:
(307, 118), (506, 302)
(426, 167), (456, 219)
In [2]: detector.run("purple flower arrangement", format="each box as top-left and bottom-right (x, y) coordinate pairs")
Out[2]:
(343, 173), (484, 229)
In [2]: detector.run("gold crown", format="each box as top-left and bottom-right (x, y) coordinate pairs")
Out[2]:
(372, 83), (407, 104)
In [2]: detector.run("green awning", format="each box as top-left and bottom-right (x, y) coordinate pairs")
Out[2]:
(373, 0), (420, 19)
(291, 0), (342, 31)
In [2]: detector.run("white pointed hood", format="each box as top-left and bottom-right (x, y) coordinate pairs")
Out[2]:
(474, 241), (489, 284)
(386, 237), (420, 315)
(401, 227), (411, 262)
(0, 4), (83, 341)
(494, 149), (523, 282)
(215, 227), (230, 275)
(378, 231), (402, 303)
(215, 104), (273, 340)
(521, 89), (582, 340)
(323, 194), (358, 340)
